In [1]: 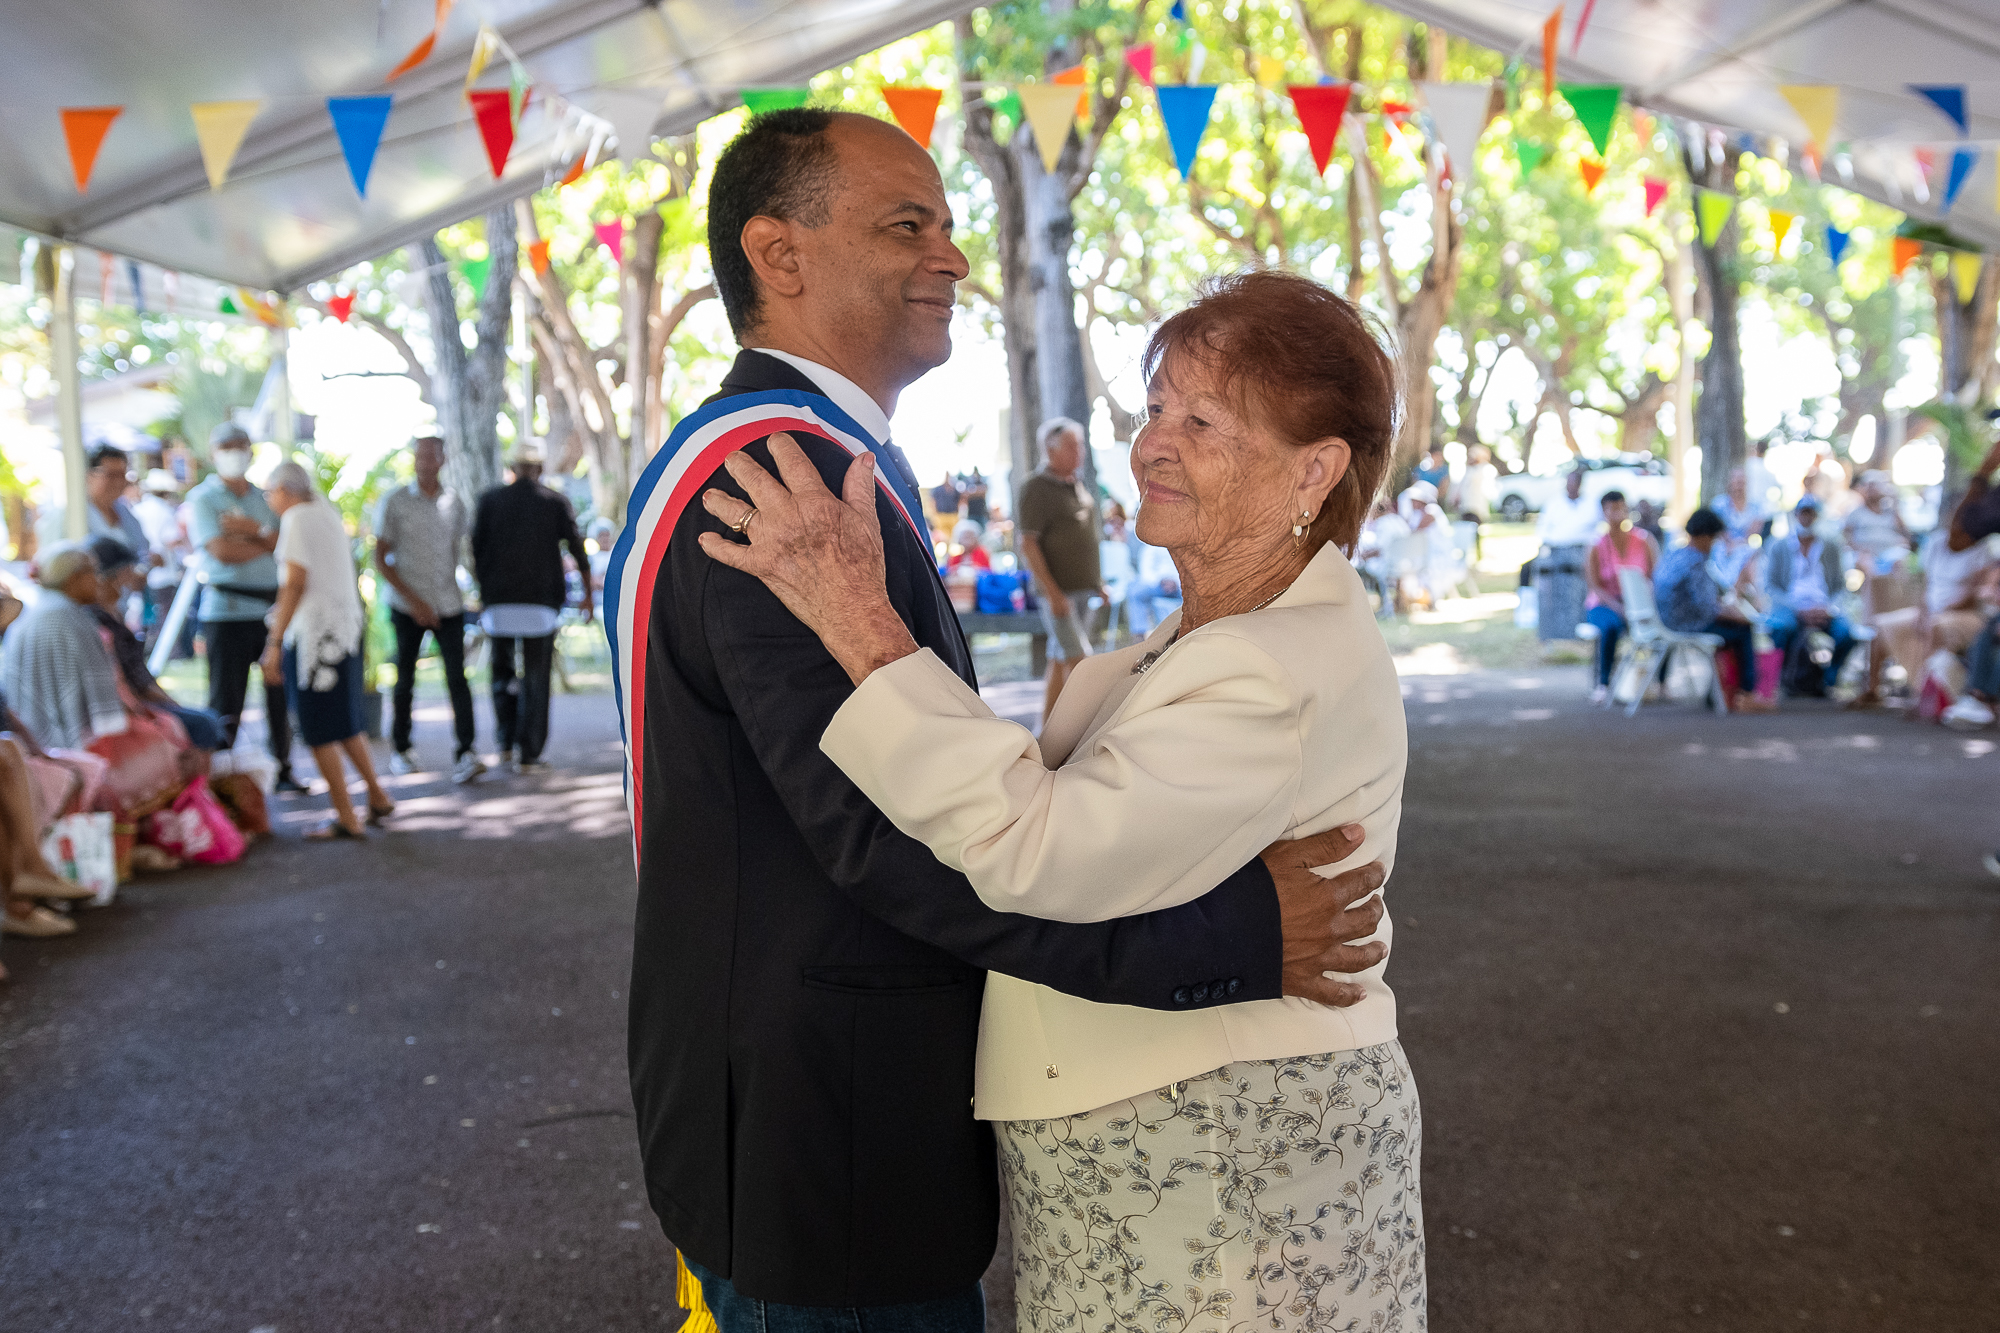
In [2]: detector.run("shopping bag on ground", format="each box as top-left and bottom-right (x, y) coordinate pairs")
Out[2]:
(40, 811), (118, 908)
(208, 772), (271, 836)
(144, 779), (247, 866)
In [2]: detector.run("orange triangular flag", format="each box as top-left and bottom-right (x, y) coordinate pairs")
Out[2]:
(528, 238), (551, 276)
(1578, 157), (1605, 193)
(560, 153), (588, 187)
(387, 0), (456, 81)
(1542, 7), (1563, 99)
(1891, 236), (1921, 277)
(61, 107), (123, 193)
(881, 87), (943, 147)
(1052, 64), (1090, 118)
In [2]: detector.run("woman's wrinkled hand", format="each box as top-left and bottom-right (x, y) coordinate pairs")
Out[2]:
(698, 433), (920, 684)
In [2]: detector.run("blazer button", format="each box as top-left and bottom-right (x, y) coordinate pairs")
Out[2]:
(1192, 982), (1209, 1002)
(1172, 986), (1191, 1005)
(1226, 977), (1241, 995)
(1209, 978), (1225, 998)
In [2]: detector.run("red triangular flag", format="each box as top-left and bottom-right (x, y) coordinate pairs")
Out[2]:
(1643, 175), (1667, 216)
(61, 107), (123, 193)
(880, 87), (943, 146)
(327, 293), (355, 323)
(1578, 157), (1605, 193)
(528, 239), (551, 276)
(595, 219), (624, 263)
(467, 89), (515, 178)
(1125, 45), (1155, 86)
(1288, 84), (1353, 176)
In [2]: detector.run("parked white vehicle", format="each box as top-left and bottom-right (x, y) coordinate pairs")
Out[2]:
(1492, 454), (1675, 520)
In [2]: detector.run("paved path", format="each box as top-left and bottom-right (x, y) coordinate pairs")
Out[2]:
(2, 675), (1995, 1331)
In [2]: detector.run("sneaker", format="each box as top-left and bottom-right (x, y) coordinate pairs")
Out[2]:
(273, 770), (310, 795)
(1941, 696), (1995, 731)
(512, 759), (552, 775)
(1588, 685), (1609, 705)
(452, 753), (487, 786)
(388, 749), (417, 776)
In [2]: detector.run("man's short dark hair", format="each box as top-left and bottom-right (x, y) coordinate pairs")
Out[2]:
(85, 534), (136, 576)
(1684, 507), (1725, 538)
(86, 443), (128, 473)
(1600, 489), (1626, 507)
(708, 108), (840, 339)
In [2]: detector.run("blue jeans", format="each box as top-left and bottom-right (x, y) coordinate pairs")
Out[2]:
(1698, 619), (1758, 694)
(683, 1261), (983, 1333)
(1584, 605), (1627, 686)
(1967, 613), (2000, 699)
(1765, 606), (1858, 693)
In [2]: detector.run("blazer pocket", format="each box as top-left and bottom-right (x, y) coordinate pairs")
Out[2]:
(800, 965), (975, 995)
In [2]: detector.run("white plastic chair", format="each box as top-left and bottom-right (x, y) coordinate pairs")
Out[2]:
(1607, 567), (1728, 716)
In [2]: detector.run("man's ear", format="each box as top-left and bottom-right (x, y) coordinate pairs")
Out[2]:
(741, 216), (805, 301)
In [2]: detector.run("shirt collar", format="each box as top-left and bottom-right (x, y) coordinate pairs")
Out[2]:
(747, 347), (893, 446)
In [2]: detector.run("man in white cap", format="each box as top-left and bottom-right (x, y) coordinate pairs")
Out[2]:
(469, 441), (591, 773)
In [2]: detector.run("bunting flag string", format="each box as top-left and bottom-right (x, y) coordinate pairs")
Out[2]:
(881, 87), (943, 146)
(467, 89), (518, 178)
(61, 107), (124, 193)
(1125, 46), (1156, 87)
(741, 89), (812, 115)
(1156, 84), (1221, 180)
(528, 238), (552, 275)
(1577, 157), (1605, 193)
(1642, 175), (1666, 216)
(1696, 188), (1735, 247)
(1017, 83), (1082, 172)
(1951, 251), (1982, 303)
(466, 24), (502, 88)
(594, 219), (624, 263)
(1420, 81), (1493, 182)
(386, 0), (455, 81)
(1289, 84), (1353, 176)
(327, 96), (393, 197)
(1557, 83), (1621, 157)
(191, 100), (263, 190)
(1824, 225), (1851, 267)
(1778, 86), (1838, 155)
(1541, 8), (1561, 100)
(1891, 235), (1922, 276)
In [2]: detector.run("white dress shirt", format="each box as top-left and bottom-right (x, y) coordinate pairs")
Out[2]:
(748, 346), (892, 445)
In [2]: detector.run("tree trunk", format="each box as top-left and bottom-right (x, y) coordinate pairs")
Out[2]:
(1681, 132), (1746, 506)
(417, 205), (517, 515)
(1667, 234), (1697, 519)
(960, 83), (1041, 512)
(1612, 372), (1672, 455)
(1029, 148), (1094, 491)
(517, 201), (626, 520)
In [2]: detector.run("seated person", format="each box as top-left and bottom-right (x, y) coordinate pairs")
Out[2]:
(1761, 497), (1860, 695)
(0, 710), (97, 950)
(1842, 471), (1912, 573)
(1876, 480), (1998, 689)
(1582, 490), (1661, 704)
(1654, 508), (1775, 713)
(85, 537), (227, 755)
(945, 520), (990, 573)
(1942, 585), (2000, 730)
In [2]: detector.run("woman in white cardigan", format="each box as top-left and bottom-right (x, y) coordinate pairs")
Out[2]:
(702, 272), (1421, 1331)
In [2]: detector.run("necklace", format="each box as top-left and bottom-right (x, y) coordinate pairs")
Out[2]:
(1131, 579), (1292, 676)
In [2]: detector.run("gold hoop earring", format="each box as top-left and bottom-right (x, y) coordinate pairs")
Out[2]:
(1292, 509), (1313, 547)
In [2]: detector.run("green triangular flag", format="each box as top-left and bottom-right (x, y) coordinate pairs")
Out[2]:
(989, 89), (1023, 141)
(1695, 188), (1735, 247)
(459, 256), (493, 297)
(1514, 136), (1546, 180)
(1557, 83), (1622, 157)
(219, 294), (239, 314)
(741, 88), (813, 115)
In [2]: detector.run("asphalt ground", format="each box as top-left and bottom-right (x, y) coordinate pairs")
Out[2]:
(2, 674), (1996, 1332)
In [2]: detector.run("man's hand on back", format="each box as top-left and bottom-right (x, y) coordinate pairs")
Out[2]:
(1262, 823), (1390, 1008)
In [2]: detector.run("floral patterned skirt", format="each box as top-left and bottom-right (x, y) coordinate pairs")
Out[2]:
(998, 1042), (1426, 1333)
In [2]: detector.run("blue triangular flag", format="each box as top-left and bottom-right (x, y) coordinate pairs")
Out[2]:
(1910, 84), (1967, 135)
(1169, 0), (1187, 21)
(1824, 225), (1850, 267)
(328, 95), (393, 196)
(1943, 146), (1977, 211)
(1155, 84), (1219, 179)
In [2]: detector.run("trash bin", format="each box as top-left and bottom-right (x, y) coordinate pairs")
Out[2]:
(1533, 545), (1588, 641)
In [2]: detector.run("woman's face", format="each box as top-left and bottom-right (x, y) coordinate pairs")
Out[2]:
(1602, 499), (1629, 527)
(264, 486), (298, 516)
(1131, 356), (1347, 558)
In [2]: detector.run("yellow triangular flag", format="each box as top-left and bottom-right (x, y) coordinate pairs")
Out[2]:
(466, 24), (500, 88)
(1951, 251), (1982, 305)
(190, 100), (263, 190)
(1778, 86), (1838, 153)
(1769, 208), (1796, 251)
(1255, 55), (1287, 89)
(1017, 84), (1081, 172)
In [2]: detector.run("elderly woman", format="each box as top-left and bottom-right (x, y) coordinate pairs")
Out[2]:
(1582, 489), (1661, 704)
(257, 461), (392, 840)
(700, 272), (1422, 1327)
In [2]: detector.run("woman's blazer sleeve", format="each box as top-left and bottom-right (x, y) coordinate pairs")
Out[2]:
(822, 633), (1304, 923)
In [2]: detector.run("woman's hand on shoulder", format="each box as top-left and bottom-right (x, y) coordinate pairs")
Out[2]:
(700, 433), (917, 684)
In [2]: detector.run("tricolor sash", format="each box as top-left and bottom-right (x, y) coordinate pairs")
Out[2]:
(602, 389), (928, 863)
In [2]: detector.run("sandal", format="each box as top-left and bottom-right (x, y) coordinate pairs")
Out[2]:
(367, 801), (396, 826)
(305, 819), (367, 842)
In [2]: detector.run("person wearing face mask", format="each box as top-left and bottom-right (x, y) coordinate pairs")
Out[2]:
(186, 423), (303, 792)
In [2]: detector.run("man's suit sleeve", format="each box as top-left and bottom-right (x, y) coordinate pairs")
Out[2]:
(690, 439), (1283, 1011)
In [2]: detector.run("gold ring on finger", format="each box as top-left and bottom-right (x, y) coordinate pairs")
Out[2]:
(731, 509), (758, 535)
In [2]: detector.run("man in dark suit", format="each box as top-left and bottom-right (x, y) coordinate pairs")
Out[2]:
(621, 108), (1389, 1330)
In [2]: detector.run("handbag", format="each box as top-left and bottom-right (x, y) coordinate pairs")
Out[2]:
(144, 778), (247, 866)
(40, 811), (118, 907)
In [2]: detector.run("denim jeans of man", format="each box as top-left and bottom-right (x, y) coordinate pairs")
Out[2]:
(390, 610), (476, 757)
(1766, 605), (1858, 692)
(683, 1261), (983, 1333)
(489, 633), (554, 762)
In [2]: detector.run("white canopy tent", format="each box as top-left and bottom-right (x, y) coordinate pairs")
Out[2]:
(3, 0), (973, 537)
(1377, 0), (2000, 250)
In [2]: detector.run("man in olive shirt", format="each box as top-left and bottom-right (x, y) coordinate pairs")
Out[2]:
(1018, 417), (1105, 722)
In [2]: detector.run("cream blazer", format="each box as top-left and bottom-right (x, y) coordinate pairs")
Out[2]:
(821, 542), (1407, 1121)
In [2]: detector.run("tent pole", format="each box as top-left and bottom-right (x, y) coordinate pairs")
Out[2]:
(270, 314), (295, 454)
(52, 245), (88, 540)
(513, 278), (533, 442)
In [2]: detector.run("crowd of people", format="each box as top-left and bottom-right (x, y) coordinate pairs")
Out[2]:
(0, 429), (598, 977)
